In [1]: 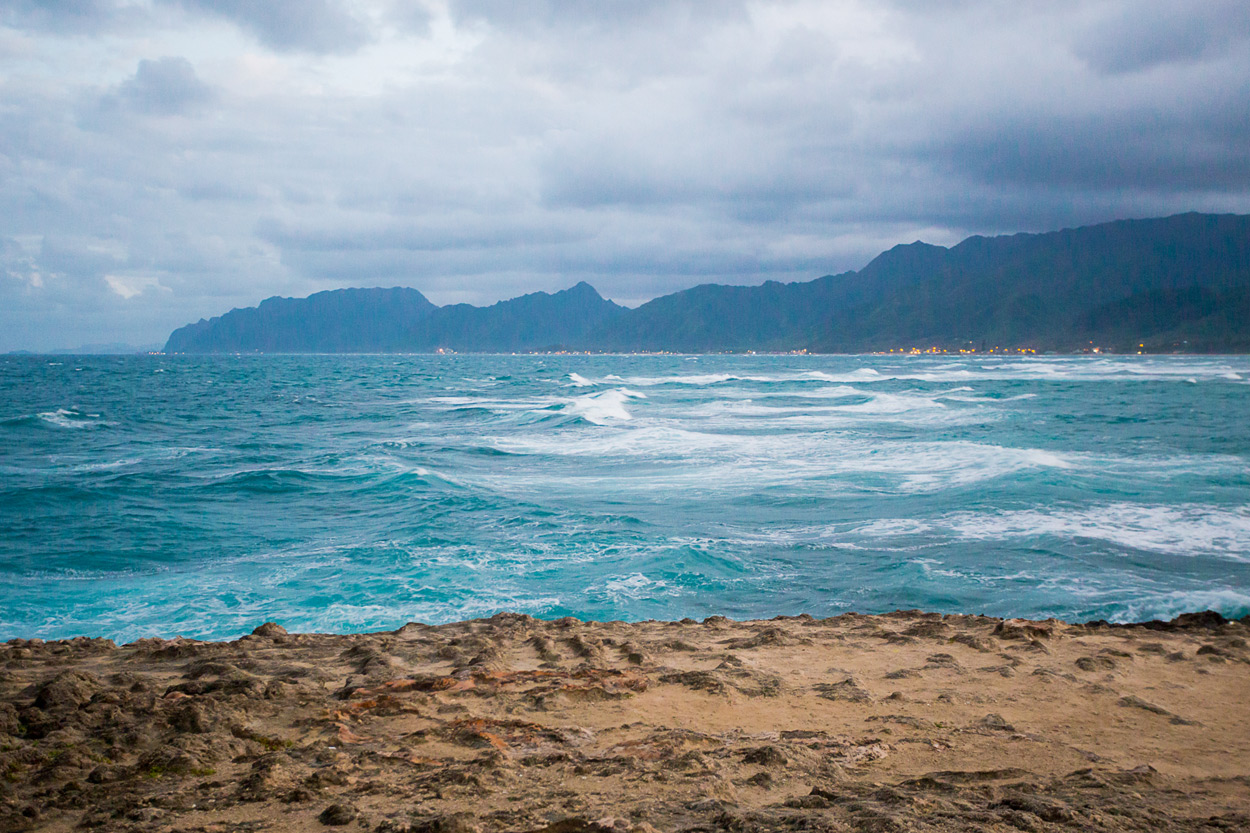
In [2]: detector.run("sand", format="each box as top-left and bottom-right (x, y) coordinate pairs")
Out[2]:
(2, 610), (1248, 832)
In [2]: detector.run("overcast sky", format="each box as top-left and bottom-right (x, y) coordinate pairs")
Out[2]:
(2, 0), (1249, 350)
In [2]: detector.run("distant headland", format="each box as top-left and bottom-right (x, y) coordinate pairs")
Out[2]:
(165, 212), (1250, 355)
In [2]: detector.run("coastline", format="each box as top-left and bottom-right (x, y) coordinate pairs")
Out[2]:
(3, 611), (1247, 832)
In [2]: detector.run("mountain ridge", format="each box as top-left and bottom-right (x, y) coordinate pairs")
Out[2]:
(164, 212), (1250, 354)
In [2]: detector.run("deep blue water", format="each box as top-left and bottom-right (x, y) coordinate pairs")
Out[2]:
(1, 353), (1248, 642)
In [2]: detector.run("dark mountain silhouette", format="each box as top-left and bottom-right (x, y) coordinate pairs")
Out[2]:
(410, 282), (626, 352)
(164, 287), (438, 353)
(165, 282), (625, 353)
(589, 212), (1250, 353)
(165, 213), (1250, 354)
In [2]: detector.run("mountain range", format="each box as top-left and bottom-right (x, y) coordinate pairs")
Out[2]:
(164, 212), (1250, 354)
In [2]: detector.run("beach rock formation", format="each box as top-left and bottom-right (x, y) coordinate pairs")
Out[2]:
(1, 611), (1248, 831)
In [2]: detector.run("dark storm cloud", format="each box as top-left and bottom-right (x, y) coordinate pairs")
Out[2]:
(163, 0), (373, 54)
(920, 33), (1250, 197)
(937, 110), (1250, 193)
(1073, 0), (1250, 75)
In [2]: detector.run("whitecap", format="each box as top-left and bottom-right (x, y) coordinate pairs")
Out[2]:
(800, 368), (885, 383)
(943, 503), (1250, 560)
(37, 408), (108, 429)
(620, 373), (776, 386)
(1088, 588), (1250, 623)
(596, 573), (680, 603)
(565, 388), (646, 424)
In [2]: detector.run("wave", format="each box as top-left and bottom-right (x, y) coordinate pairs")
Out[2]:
(490, 428), (1077, 495)
(562, 388), (647, 425)
(4, 353), (1248, 641)
(1079, 588), (1250, 623)
(933, 503), (1250, 560)
(567, 359), (1249, 390)
(616, 373), (779, 387)
(675, 387), (1009, 430)
(1, 407), (112, 430)
(591, 572), (682, 604)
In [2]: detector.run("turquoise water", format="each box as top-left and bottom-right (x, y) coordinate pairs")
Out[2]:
(2, 354), (1248, 642)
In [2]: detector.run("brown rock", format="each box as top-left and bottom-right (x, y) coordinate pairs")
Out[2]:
(977, 713), (1016, 732)
(169, 701), (215, 734)
(993, 620), (1053, 641)
(410, 812), (481, 833)
(0, 702), (19, 736)
(252, 622), (289, 638)
(319, 803), (357, 826)
(742, 745), (787, 767)
(1076, 656), (1117, 671)
(815, 678), (871, 702)
(32, 671), (101, 711)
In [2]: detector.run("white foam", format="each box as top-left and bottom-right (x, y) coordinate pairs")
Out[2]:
(425, 395), (548, 412)
(565, 388), (646, 424)
(1090, 589), (1250, 623)
(848, 443), (1072, 491)
(857, 519), (933, 536)
(597, 573), (680, 603)
(786, 358), (1250, 385)
(488, 428), (1078, 496)
(620, 373), (770, 386)
(936, 391), (1036, 403)
(37, 408), (108, 429)
(673, 386), (1002, 430)
(568, 373), (595, 387)
(800, 368), (884, 383)
(832, 390), (946, 414)
(74, 457), (142, 472)
(943, 503), (1250, 560)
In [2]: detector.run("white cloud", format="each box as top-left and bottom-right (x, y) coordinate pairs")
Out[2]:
(105, 274), (168, 299)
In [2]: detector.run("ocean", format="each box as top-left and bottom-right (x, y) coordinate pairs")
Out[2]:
(1, 353), (1248, 642)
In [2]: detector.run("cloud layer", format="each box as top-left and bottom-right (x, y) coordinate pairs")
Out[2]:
(2, 0), (1249, 350)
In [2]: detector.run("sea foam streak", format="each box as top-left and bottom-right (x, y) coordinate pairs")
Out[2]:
(944, 504), (1250, 560)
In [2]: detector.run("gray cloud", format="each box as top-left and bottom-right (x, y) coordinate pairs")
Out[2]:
(1073, 0), (1250, 75)
(0, 0), (141, 33)
(164, 0), (373, 54)
(1, 0), (1249, 350)
(449, 0), (748, 32)
(116, 57), (213, 116)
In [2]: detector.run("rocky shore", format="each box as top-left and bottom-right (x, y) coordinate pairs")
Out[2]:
(2, 610), (1248, 832)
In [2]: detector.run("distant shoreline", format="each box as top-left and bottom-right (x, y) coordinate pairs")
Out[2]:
(11, 349), (1250, 357)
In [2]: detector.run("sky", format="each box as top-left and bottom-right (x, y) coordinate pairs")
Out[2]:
(2, 1), (1249, 351)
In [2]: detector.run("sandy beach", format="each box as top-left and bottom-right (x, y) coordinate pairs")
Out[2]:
(2, 610), (1248, 832)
